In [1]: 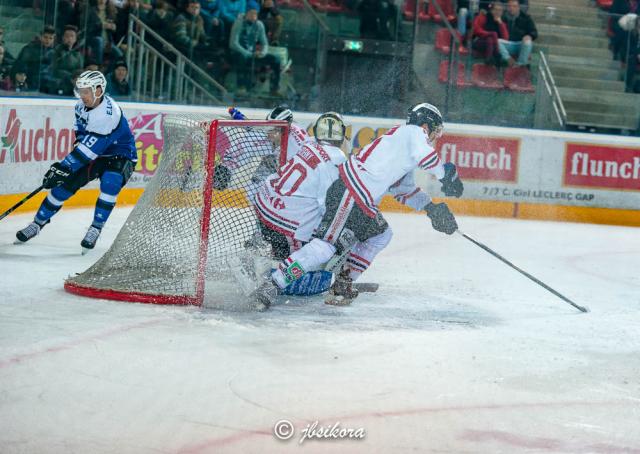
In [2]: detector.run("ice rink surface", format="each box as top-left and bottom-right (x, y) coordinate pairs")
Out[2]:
(1, 207), (639, 454)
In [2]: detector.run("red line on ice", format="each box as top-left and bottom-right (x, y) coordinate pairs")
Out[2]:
(0, 318), (164, 369)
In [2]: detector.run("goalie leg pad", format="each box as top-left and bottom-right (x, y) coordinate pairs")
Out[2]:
(272, 238), (336, 289)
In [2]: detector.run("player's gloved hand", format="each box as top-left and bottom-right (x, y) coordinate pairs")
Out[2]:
(439, 162), (463, 198)
(42, 162), (72, 189)
(213, 164), (231, 190)
(425, 202), (458, 235)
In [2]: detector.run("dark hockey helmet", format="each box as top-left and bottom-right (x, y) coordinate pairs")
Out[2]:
(407, 102), (444, 139)
(266, 105), (294, 123)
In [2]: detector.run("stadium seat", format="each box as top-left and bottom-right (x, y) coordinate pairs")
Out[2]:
(471, 63), (503, 90)
(596, 0), (613, 9)
(438, 60), (472, 88)
(428, 0), (456, 24)
(403, 0), (416, 20)
(504, 66), (534, 93)
(435, 28), (467, 55)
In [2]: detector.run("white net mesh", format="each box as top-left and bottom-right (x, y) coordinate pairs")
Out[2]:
(65, 116), (288, 305)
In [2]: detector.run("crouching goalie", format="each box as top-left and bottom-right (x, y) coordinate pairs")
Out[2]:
(15, 70), (137, 253)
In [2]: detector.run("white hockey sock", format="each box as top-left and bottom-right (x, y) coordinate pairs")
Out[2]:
(272, 238), (336, 288)
(345, 227), (393, 281)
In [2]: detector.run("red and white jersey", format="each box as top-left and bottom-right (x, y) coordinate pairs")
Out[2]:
(386, 171), (430, 211)
(339, 124), (445, 217)
(256, 140), (346, 242)
(285, 122), (309, 161)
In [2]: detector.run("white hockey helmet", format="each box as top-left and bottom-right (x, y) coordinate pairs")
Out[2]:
(313, 111), (346, 147)
(74, 70), (107, 100)
(266, 105), (293, 123)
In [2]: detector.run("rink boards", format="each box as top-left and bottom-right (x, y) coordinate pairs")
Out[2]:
(1, 98), (638, 226)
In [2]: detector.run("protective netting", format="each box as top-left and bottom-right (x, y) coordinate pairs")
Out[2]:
(65, 117), (288, 305)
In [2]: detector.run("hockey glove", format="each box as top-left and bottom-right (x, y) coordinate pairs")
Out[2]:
(426, 202), (458, 235)
(439, 162), (464, 198)
(42, 162), (72, 189)
(213, 164), (232, 190)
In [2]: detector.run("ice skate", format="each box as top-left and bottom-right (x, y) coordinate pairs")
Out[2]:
(325, 269), (359, 306)
(81, 226), (102, 254)
(15, 220), (48, 244)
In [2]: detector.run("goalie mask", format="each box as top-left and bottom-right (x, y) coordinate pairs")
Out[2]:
(313, 112), (347, 148)
(407, 102), (444, 144)
(267, 105), (294, 123)
(74, 70), (107, 105)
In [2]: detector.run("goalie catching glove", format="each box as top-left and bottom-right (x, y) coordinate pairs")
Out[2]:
(439, 162), (463, 198)
(42, 162), (72, 189)
(425, 202), (458, 235)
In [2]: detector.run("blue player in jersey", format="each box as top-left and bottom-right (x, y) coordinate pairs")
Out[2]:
(15, 71), (137, 253)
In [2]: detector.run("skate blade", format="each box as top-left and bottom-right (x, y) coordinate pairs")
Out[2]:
(13, 239), (26, 245)
(81, 247), (91, 255)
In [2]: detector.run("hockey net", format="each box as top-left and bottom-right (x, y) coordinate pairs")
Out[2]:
(64, 117), (289, 306)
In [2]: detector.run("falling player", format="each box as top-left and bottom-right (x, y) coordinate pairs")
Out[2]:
(15, 71), (137, 253)
(256, 103), (464, 307)
(254, 111), (349, 261)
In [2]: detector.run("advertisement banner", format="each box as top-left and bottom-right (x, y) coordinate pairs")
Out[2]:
(1, 98), (639, 212)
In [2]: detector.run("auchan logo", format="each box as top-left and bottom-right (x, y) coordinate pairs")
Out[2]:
(0, 109), (75, 164)
(436, 135), (520, 182)
(565, 143), (640, 191)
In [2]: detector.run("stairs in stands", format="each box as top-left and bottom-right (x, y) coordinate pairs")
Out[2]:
(531, 0), (640, 131)
(0, 0), (41, 59)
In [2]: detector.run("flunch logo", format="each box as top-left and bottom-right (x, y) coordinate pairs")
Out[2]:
(436, 135), (519, 182)
(565, 143), (640, 191)
(0, 109), (75, 164)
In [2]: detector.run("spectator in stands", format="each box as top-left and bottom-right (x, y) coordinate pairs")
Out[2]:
(13, 26), (55, 92)
(498, 0), (537, 67)
(49, 25), (84, 95)
(144, 0), (176, 49)
(229, 2), (281, 96)
(201, 0), (225, 46)
(220, 0), (247, 43)
(172, 0), (208, 57)
(623, 14), (640, 92)
(611, 0), (640, 61)
(84, 58), (100, 71)
(3, 64), (33, 92)
(472, 2), (508, 65)
(0, 28), (16, 66)
(259, 0), (283, 45)
(0, 45), (12, 84)
(357, 0), (397, 40)
(106, 60), (132, 97)
(79, 0), (123, 65)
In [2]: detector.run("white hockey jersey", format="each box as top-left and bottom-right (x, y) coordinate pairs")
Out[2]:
(255, 140), (346, 242)
(286, 123), (309, 161)
(385, 171), (430, 211)
(339, 124), (445, 217)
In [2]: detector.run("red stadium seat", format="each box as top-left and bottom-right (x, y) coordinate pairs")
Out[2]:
(597, 0), (613, 9)
(471, 63), (503, 90)
(435, 28), (466, 55)
(504, 66), (534, 93)
(428, 0), (456, 24)
(438, 60), (472, 88)
(403, 0), (416, 20)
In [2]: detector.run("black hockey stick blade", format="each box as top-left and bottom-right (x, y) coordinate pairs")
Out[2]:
(353, 282), (379, 293)
(0, 185), (44, 222)
(456, 230), (589, 313)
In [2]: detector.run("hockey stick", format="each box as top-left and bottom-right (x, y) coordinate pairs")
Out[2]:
(456, 230), (589, 313)
(0, 186), (44, 222)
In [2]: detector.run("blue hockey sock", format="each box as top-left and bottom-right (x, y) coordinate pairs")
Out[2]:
(35, 186), (73, 225)
(92, 171), (123, 229)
